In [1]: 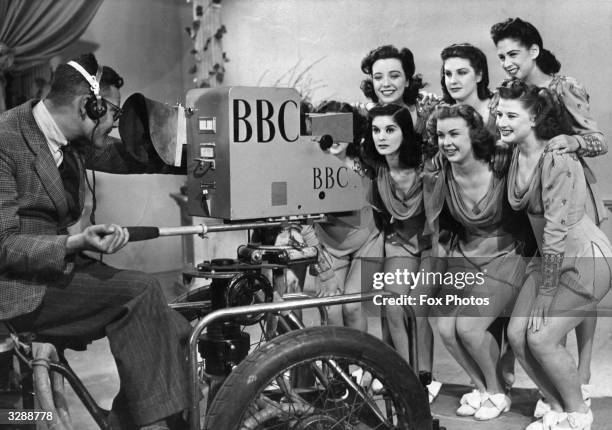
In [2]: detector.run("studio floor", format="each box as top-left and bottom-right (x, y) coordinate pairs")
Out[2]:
(61, 270), (612, 430)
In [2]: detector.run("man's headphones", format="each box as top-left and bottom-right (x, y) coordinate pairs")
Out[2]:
(67, 60), (107, 120)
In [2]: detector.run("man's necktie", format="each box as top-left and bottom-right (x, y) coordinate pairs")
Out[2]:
(58, 146), (81, 221)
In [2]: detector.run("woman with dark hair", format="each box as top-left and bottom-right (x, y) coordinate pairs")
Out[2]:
(424, 104), (527, 420)
(362, 104), (423, 169)
(362, 103), (441, 402)
(297, 100), (383, 332)
(498, 80), (612, 430)
(490, 17), (607, 221)
(361, 45), (424, 107)
(360, 44), (439, 145)
(491, 18), (560, 81)
(491, 17), (607, 416)
(440, 43), (495, 129)
(439, 41), (518, 393)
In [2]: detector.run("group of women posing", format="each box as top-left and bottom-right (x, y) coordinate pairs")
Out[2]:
(308, 17), (611, 430)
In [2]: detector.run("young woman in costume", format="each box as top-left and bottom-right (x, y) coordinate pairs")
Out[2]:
(491, 18), (607, 417)
(424, 104), (528, 420)
(362, 101), (440, 402)
(499, 80), (611, 430)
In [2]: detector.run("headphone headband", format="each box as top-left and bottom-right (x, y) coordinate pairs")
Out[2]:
(67, 60), (107, 120)
(67, 60), (102, 98)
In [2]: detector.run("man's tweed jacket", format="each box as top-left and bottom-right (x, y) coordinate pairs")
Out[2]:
(0, 100), (169, 320)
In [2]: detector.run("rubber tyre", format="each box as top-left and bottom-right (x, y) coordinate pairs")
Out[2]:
(205, 325), (432, 430)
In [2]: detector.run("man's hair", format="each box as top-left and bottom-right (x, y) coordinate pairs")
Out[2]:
(46, 53), (124, 105)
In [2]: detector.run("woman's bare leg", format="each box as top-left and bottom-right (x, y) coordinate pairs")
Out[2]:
(341, 259), (367, 331)
(383, 255), (420, 365)
(436, 305), (486, 392)
(456, 279), (516, 395)
(575, 315), (596, 385)
(508, 275), (564, 411)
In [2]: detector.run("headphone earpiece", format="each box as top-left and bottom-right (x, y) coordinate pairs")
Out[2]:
(67, 60), (107, 120)
(84, 94), (107, 120)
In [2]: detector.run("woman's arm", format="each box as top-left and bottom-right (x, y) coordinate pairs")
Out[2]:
(529, 151), (579, 330)
(550, 76), (607, 157)
(539, 151), (575, 295)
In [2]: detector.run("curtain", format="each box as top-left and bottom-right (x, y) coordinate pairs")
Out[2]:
(0, 0), (104, 112)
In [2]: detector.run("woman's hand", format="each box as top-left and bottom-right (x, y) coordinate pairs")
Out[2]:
(547, 135), (579, 154)
(419, 91), (439, 106)
(317, 273), (341, 297)
(528, 293), (554, 332)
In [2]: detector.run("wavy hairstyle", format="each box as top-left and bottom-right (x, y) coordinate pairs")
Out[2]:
(426, 104), (495, 163)
(362, 103), (421, 169)
(360, 45), (425, 106)
(440, 43), (493, 104)
(497, 79), (572, 140)
(490, 17), (561, 75)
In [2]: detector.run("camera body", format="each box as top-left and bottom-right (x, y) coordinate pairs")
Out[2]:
(185, 87), (363, 220)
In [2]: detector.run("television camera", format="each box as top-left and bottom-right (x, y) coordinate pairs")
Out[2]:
(123, 86), (435, 429)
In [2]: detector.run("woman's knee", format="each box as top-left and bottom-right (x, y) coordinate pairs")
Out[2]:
(436, 317), (457, 344)
(455, 319), (484, 348)
(526, 329), (555, 355)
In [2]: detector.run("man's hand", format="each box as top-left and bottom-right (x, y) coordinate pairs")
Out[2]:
(66, 224), (130, 254)
(547, 135), (579, 154)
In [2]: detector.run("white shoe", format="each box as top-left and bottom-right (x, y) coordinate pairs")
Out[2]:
(565, 409), (593, 430)
(427, 380), (442, 404)
(527, 409), (593, 430)
(534, 397), (552, 418)
(525, 419), (544, 430)
(456, 389), (484, 417)
(371, 378), (384, 393)
(474, 392), (511, 420)
(581, 384), (593, 408)
(351, 368), (383, 393)
(526, 410), (564, 430)
(533, 386), (592, 419)
(351, 368), (365, 383)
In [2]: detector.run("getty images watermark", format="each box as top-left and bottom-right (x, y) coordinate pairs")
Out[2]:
(370, 268), (491, 307)
(360, 257), (611, 317)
